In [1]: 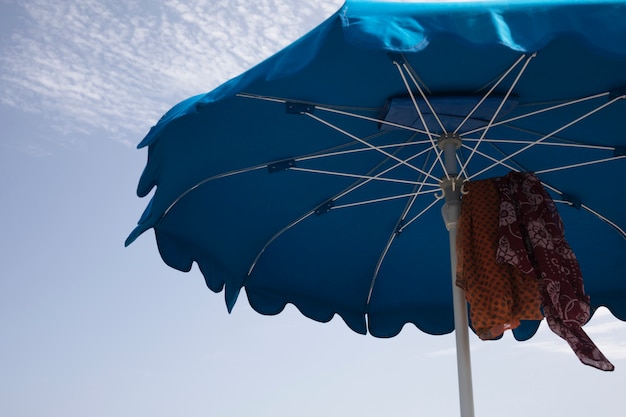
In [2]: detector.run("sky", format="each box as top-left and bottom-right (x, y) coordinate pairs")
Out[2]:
(1, 1), (625, 416)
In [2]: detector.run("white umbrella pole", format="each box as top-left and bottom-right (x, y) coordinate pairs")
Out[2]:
(439, 134), (475, 417)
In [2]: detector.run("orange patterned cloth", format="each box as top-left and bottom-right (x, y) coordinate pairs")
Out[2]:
(456, 178), (543, 340)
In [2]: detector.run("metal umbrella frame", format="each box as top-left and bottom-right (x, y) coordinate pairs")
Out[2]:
(127, 2), (626, 416)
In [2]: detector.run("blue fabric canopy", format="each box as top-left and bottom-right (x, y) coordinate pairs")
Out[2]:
(128, 0), (626, 341)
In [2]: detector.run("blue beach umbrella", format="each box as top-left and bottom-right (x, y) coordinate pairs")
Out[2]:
(127, 1), (626, 415)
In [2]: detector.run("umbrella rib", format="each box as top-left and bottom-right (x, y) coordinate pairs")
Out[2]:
(325, 139), (435, 204)
(397, 195), (444, 234)
(578, 204), (626, 239)
(297, 139), (433, 162)
(392, 60), (449, 179)
(332, 150), (444, 210)
(160, 164), (267, 221)
(366, 151), (443, 310)
(246, 137), (434, 282)
(246, 211), (315, 278)
(459, 143), (524, 174)
(366, 237), (396, 312)
(456, 152), (471, 179)
(467, 95), (625, 181)
(462, 138), (614, 151)
(399, 152), (444, 235)
(236, 92), (379, 113)
(235, 93), (285, 104)
(304, 112), (441, 183)
(290, 167), (438, 186)
(534, 155), (626, 175)
(160, 143), (433, 222)
(463, 92), (611, 136)
(296, 141), (439, 189)
(366, 195), (443, 325)
(237, 93), (431, 135)
(400, 62), (447, 134)
(461, 139), (622, 175)
(333, 189), (440, 210)
(454, 54), (527, 134)
(471, 124), (594, 148)
(458, 142), (626, 240)
(542, 183), (626, 240)
(460, 53), (536, 178)
(159, 140), (433, 225)
(398, 151), (444, 233)
(246, 129), (431, 281)
(315, 105), (429, 135)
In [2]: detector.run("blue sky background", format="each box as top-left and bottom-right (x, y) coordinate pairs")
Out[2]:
(1, 1), (625, 416)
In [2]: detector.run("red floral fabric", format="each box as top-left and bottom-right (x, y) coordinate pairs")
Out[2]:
(493, 172), (614, 371)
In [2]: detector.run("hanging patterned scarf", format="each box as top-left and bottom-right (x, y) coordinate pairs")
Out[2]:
(493, 172), (613, 371)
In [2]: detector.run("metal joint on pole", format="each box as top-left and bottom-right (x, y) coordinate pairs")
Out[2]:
(438, 133), (464, 231)
(440, 175), (464, 231)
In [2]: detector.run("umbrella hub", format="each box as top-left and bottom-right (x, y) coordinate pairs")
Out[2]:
(438, 133), (464, 231)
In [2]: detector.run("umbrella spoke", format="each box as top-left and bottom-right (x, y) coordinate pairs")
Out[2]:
(297, 140), (438, 188)
(398, 61), (447, 135)
(397, 194), (443, 233)
(467, 95), (626, 180)
(461, 140), (624, 176)
(246, 211), (315, 279)
(247, 141), (440, 282)
(391, 57), (449, 178)
(541, 182), (626, 240)
(290, 167), (437, 186)
(161, 139), (432, 221)
(332, 189), (440, 210)
(459, 143), (525, 175)
(463, 92), (612, 136)
(400, 151), (443, 228)
(460, 53), (536, 178)
(236, 92), (286, 104)
(162, 164), (267, 220)
(238, 92), (432, 135)
(534, 155), (626, 175)
(296, 136), (434, 163)
(454, 54), (527, 134)
(456, 152), (471, 179)
(366, 235), (395, 311)
(578, 203), (626, 240)
(463, 137), (615, 151)
(315, 105), (429, 135)
(459, 139), (626, 240)
(305, 112), (442, 183)
(366, 149), (444, 312)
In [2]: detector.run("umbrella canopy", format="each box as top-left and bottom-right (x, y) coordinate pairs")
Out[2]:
(127, 0), (626, 413)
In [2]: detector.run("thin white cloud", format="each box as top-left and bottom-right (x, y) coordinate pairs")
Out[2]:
(0, 0), (343, 146)
(512, 309), (626, 361)
(522, 337), (626, 361)
(518, 339), (573, 356)
(425, 347), (457, 358)
(586, 320), (626, 335)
